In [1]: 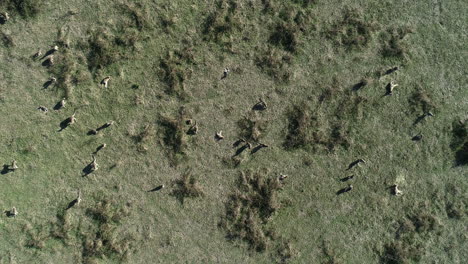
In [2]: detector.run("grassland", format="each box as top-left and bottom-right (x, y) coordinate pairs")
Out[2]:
(0, 0), (466, 263)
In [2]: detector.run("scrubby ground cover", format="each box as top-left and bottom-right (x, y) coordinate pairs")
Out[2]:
(0, 0), (466, 263)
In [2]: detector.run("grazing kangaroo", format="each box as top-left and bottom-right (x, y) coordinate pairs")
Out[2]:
(187, 121), (198, 135)
(100, 76), (110, 88)
(9, 160), (18, 171)
(66, 190), (82, 210)
(392, 184), (403, 196)
(9, 207), (18, 218)
(221, 68), (230, 79)
(215, 131), (224, 141)
(385, 81), (398, 95)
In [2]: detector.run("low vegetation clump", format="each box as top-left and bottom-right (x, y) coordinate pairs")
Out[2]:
(157, 108), (189, 166)
(25, 225), (48, 249)
(408, 88), (436, 114)
(47, 51), (75, 98)
(83, 199), (134, 263)
(219, 169), (283, 252)
(380, 26), (413, 58)
(269, 22), (301, 53)
(49, 210), (72, 242)
(171, 169), (204, 204)
(380, 212), (440, 264)
(202, 0), (244, 45)
(0, 31), (14, 47)
(237, 112), (269, 143)
(0, 0), (43, 19)
(23, 197), (135, 263)
(158, 47), (196, 99)
(444, 184), (467, 219)
(85, 29), (123, 73)
(324, 7), (379, 50)
(255, 47), (293, 82)
(276, 240), (298, 263)
(284, 101), (351, 153)
(450, 119), (468, 166)
(117, 2), (151, 32)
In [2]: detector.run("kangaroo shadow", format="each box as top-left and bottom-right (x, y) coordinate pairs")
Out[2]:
(58, 119), (71, 132)
(346, 160), (361, 171)
(413, 114), (427, 126)
(4, 210), (15, 217)
(147, 185), (164, 192)
(87, 129), (98, 135)
(352, 81), (367, 91)
(340, 175), (354, 182)
(336, 186), (352, 195)
(0, 18), (6, 25)
(82, 163), (94, 177)
(233, 144), (249, 157)
(53, 100), (63, 110)
(96, 123), (111, 131)
(252, 103), (266, 111)
(41, 58), (53, 67)
(384, 67), (399, 75)
(42, 80), (54, 89)
(1, 165), (12, 174)
(232, 139), (244, 148)
(250, 145), (267, 154)
(65, 199), (79, 210)
(40, 49), (57, 60)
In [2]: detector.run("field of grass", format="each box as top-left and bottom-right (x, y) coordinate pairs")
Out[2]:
(0, 0), (466, 263)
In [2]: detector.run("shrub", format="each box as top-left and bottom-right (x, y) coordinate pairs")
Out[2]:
(202, 0), (242, 43)
(0, 0), (43, 19)
(324, 8), (379, 50)
(284, 102), (350, 152)
(158, 47), (196, 99)
(408, 88), (436, 114)
(381, 241), (423, 264)
(86, 29), (122, 73)
(237, 112), (268, 143)
(255, 48), (293, 82)
(0, 31), (14, 47)
(117, 3), (151, 31)
(269, 22), (300, 53)
(157, 108), (189, 166)
(450, 120), (468, 166)
(380, 26), (413, 58)
(83, 199), (133, 263)
(219, 169), (283, 252)
(171, 169), (204, 204)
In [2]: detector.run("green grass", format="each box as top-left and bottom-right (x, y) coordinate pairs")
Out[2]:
(0, 0), (466, 263)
